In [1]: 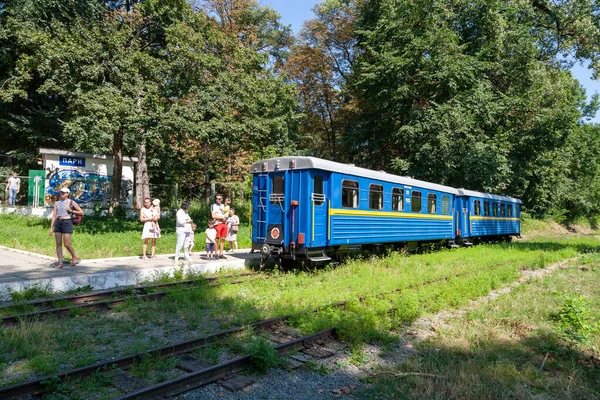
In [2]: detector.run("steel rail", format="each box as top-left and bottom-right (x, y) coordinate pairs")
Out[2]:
(115, 328), (337, 400)
(0, 316), (286, 399)
(0, 272), (258, 311)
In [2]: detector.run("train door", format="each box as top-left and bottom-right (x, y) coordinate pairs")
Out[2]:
(462, 197), (471, 237)
(265, 173), (286, 247)
(310, 173), (328, 247)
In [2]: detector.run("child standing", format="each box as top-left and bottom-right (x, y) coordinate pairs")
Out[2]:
(225, 208), (239, 251)
(188, 223), (197, 255)
(205, 220), (217, 260)
(151, 199), (161, 235)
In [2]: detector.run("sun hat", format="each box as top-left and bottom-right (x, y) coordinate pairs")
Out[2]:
(59, 187), (70, 193)
(152, 199), (160, 206)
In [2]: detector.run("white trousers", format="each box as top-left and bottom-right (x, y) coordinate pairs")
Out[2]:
(175, 231), (190, 261)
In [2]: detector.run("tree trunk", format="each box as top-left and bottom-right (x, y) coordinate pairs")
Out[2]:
(135, 142), (149, 208)
(203, 143), (211, 202)
(109, 128), (124, 214)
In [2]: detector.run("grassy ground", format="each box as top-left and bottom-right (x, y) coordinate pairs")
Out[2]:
(360, 254), (600, 399)
(0, 214), (598, 398)
(0, 214), (252, 259)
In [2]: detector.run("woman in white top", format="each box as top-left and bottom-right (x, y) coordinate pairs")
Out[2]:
(48, 187), (83, 269)
(140, 197), (160, 259)
(174, 201), (193, 263)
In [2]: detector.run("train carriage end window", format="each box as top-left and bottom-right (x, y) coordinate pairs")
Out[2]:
(342, 180), (359, 208)
(411, 191), (422, 212)
(492, 203), (498, 217)
(474, 200), (481, 216)
(428, 194), (437, 213)
(442, 195), (450, 215)
(369, 184), (383, 210)
(270, 176), (284, 204)
(500, 204), (506, 217)
(507, 204), (513, 217)
(313, 176), (324, 206)
(392, 188), (404, 211)
(484, 201), (490, 216)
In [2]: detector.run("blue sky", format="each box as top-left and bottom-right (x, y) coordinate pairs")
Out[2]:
(265, 0), (600, 123)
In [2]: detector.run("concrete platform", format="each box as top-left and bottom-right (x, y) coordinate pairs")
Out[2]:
(0, 246), (259, 301)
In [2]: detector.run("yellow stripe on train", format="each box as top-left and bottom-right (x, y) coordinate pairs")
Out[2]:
(470, 216), (520, 221)
(329, 208), (453, 220)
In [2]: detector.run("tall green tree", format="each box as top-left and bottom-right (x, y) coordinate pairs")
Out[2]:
(347, 0), (598, 214)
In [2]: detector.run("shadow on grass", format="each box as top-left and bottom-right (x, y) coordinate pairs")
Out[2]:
(508, 239), (600, 255)
(359, 330), (600, 399)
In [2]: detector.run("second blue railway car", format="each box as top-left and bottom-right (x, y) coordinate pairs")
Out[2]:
(251, 156), (521, 265)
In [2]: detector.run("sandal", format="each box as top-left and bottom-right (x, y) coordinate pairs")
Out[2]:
(70, 258), (78, 266)
(54, 264), (63, 269)
(150, 256), (157, 259)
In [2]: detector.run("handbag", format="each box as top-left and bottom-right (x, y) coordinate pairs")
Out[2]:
(231, 224), (239, 233)
(70, 200), (83, 225)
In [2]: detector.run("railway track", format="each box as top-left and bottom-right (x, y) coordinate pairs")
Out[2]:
(0, 314), (336, 399)
(0, 272), (265, 325)
(0, 266), (498, 399)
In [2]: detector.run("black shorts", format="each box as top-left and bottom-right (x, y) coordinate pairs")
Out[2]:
(54, 219), (74, 234)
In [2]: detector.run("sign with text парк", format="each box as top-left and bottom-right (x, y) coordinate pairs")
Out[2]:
(59, 156), (85, 167)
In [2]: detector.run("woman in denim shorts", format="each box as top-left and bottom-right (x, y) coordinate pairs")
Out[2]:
(48, 187), (83, 269)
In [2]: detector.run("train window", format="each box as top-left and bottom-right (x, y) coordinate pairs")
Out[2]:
(484, 201), (490, 216)
(507, 204), (513, 217)
(500, 204), (506, 217)
(392, 188), (404, 211)
(474, 200), (481, 216)
(342, 180), (359, 208)
(442, 195), (450, 215)
(369, 184), (383, 209)
(427, 194), (436, 213)
(270, 176), (284, 204)
(492, 203), (498, 217)
(411, 191), (422, 212)
(313, 176), (324, 206)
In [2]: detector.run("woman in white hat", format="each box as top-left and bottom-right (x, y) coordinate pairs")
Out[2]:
(48, 187), (82, 269)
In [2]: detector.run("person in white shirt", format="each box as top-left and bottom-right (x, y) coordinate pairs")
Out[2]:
(174, 201), (193, 263)
(205, 220), (217, 260)
(5, 172), (20, 206)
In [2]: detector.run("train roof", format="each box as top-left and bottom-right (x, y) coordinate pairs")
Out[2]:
(250, 156), (460, 194)
(457, 189), (522, 204)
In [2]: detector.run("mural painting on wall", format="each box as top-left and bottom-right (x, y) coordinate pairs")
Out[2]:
(45, 168), (133, 207)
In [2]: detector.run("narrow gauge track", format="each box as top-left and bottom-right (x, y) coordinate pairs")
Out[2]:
(0, 267), (495, 399)
(0, 272), (263, 325)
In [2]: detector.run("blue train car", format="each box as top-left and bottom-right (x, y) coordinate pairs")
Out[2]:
(250, 156), (459, 264)
(455, 189), (521, 243)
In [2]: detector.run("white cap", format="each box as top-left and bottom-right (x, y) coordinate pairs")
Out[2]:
(59, 187), (70, 193)
(152, 199), (160, 206)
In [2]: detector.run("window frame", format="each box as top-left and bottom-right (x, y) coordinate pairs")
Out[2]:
(341, 179), (359, 208)
(427, 193), (437, 214)
(483, 201), (490, 216)
(270, 176), (284, 204)
(313, 175), (324, 206)
(474, 200), (481, 216)
(369, 184), (383, 210)
(411, 190), (422, 213)
(442, 195), (450, 215)
(392, 187), (404, 211)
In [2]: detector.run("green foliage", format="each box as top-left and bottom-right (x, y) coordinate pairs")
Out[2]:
(245, 336), (282, 373)
(553, 294), (599, 344)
